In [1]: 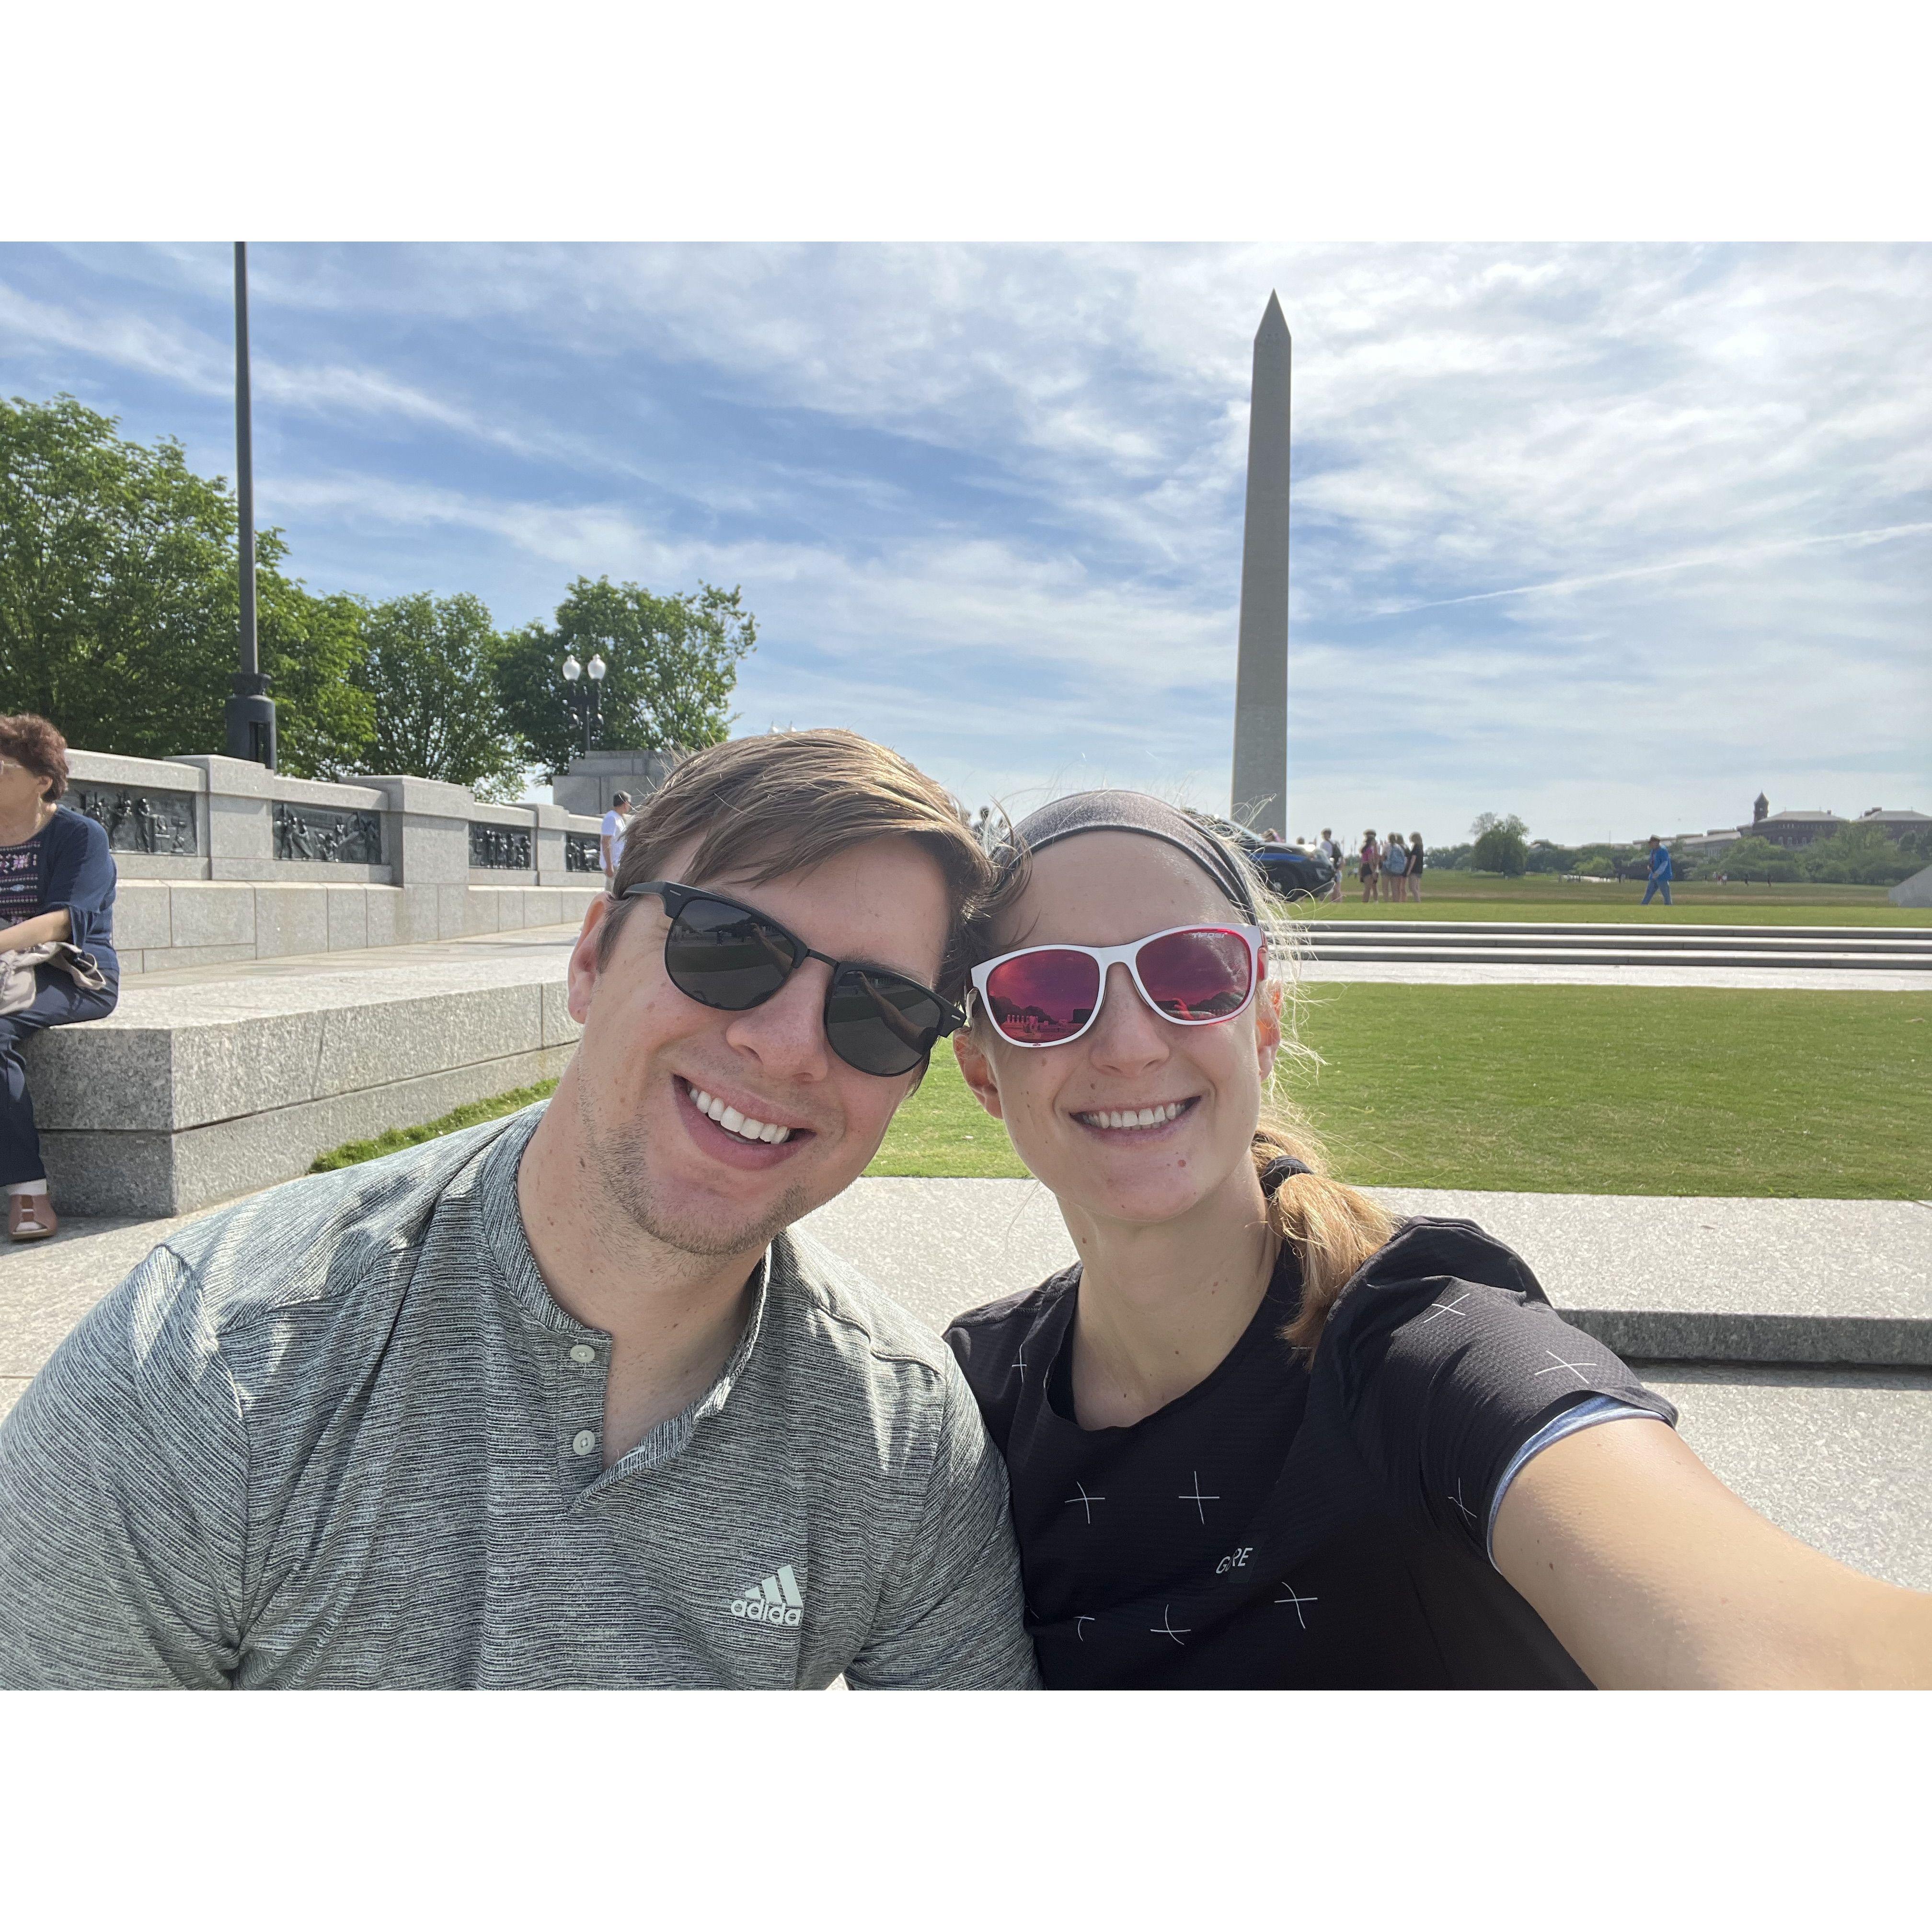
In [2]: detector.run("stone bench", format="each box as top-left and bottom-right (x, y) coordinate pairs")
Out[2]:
(23, 934), (583, 1217)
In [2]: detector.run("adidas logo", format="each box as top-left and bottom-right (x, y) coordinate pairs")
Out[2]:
(731, 1564), (804, 1626)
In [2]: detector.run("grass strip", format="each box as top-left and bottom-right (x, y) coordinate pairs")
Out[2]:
(1297, 875), (1927, 925)
(867, 986), (1932, 1198)
(310, 1079), (559, 1173)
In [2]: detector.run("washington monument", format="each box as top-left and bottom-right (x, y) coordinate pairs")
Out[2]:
(1230, 292), (1291, 830)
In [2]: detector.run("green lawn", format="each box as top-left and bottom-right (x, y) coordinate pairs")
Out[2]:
(311, 1079), (558, 1172)
(867, 987), (1932, 1198)
(1300, 873), (1928, 926)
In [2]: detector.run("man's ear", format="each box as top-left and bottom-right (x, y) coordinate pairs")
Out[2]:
(566, 895), (616, 1025)
(953, 1029), (1006, 1122)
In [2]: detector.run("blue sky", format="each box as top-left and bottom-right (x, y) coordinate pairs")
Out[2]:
(3, 241), (1926, 845)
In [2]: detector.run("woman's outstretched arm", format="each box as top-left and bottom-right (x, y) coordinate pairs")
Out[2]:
(1492, 1418), (1932, 1688)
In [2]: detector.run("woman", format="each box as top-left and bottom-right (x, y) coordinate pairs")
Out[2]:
(1406, 831), (1425, 902)
(945, 791), (1931, 1687)
(0, 716), (119, 1242)
(1380, 827), (1409, 898)
(1357, 829), (1379, 902)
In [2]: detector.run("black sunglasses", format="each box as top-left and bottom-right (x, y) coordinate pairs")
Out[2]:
(623, 880), (964, 1078)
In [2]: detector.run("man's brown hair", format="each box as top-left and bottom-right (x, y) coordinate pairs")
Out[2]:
(600, 729), (995, 999)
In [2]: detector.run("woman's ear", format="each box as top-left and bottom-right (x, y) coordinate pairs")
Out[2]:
(1255, 978), (1283, 1082)
(953, 1028), (1006, 1121)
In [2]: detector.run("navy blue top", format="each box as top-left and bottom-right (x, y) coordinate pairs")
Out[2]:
(3, 807), (120, 986)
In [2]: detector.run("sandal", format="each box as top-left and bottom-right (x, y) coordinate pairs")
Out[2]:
(8, 1193), (57, 1242)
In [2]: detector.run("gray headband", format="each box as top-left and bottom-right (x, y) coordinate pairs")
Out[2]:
(998, 790), (1262, 920)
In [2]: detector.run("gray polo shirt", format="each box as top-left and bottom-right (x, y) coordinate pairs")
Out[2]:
(0, 1105), (1036, 1689)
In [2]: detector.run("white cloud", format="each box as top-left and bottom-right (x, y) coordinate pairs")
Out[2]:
(4, 240), (1926, 842)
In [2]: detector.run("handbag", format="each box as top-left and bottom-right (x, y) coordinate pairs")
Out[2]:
(0, 941), (110, 1018)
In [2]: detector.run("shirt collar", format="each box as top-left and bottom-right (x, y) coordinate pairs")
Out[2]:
(472, 1103), (774, 1464)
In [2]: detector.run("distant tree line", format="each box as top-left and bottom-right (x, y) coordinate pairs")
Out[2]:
(1439, 810), (1927, 886)
(0, 395), (757, 795)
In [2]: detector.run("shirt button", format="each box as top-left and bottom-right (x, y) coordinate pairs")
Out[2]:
(571, 1429), (597, 1457)
(569, 1344), (597, 1365)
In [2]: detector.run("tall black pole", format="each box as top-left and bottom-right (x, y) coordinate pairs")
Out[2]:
(224, 242), (277, 767)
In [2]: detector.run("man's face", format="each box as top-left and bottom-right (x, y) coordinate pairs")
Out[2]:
(564, 835), (951, 1259)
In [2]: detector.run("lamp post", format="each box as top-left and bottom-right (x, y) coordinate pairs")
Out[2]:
(225, 242), (277, 767)
(561, 650), (606, 757)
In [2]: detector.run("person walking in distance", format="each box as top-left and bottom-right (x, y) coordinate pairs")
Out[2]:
(1406, 832), (1425, 903)
(1359, 830), (1380, 903)
(600, 792), (632, 883)
(1642, 836), (1673, 907)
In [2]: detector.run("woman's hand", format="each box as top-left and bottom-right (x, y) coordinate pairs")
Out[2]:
(1493, 1418), (1932, 1688)
(0, 907), (72, 954)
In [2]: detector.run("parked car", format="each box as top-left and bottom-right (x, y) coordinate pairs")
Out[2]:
(1250, 842), (1337, 901)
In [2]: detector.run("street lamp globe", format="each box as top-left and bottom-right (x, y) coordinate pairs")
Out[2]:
(562, 654), (582, 683)
(586, 653), (606, 682)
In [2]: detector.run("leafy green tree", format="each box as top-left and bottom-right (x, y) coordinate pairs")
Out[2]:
(356, 591), (524, 798)
(0, 394), (373, 777)
(1711, 834), (1799, 883)
(494, 575), (757, 775)
(1797, 822), (1919, 887)
(1469, 812), (1529, 875)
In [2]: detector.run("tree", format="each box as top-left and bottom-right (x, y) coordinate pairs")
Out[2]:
(493, 575), (757, 775)
(356, 592), (524, 798)
(0, 394), (372, 777)
(1468, 812), (1529, 875)
(1797, 822), (1920, 887)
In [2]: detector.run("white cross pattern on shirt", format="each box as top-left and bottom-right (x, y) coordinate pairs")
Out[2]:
(1449, 1477), (1480, 1526)
(1178, 1470), (1220, 1523)
(1150, 1604), (1190, 1645)
(1533, 1349), (1595, 1386)
(1417, 1291), (1473, 1326)
(1064, 1481), (1106, 1524)
(1012, 1345), (1028, 1385)
(1274, 1584), (1319, 1630)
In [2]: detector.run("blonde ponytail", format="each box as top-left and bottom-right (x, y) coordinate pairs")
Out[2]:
(1252, 1108), (1396, 1360)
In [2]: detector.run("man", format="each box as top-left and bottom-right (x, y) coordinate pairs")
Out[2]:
(600, 790), (631, 881)
(0, 730), (1036, 1689)
(1317, 826), (1344, 901)
(1642, 835), (1673, 906)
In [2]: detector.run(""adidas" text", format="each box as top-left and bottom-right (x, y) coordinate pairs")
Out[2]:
(731, 1564), (805, 1627)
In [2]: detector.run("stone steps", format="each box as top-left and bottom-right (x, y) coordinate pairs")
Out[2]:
(1294, 920), (1932, 971)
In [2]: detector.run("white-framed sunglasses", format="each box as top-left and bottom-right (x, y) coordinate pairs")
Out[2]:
(968, 923), (1266, 1049)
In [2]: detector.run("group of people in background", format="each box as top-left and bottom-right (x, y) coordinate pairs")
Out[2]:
(1346, 828), (1424, 902)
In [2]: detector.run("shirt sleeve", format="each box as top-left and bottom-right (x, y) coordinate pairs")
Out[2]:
(0, 1246), (250, 1688)
(40, 812), (117, 958)
(1331, 1260), (1678, 1565)
(844, 1353), (1040, 1691)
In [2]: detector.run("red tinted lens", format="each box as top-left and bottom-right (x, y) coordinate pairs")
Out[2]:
(984, 949), (1102, 1044)
(1136, 928), (1254, 1021)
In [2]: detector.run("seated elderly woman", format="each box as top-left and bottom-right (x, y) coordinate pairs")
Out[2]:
(0, 716), (119, 1242)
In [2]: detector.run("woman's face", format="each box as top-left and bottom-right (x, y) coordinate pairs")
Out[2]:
(954, 830), (1279, 1231)
(0, 755), (52, 818)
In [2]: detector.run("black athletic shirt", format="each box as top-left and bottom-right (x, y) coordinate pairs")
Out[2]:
(945, 1214), (1678, 1689)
